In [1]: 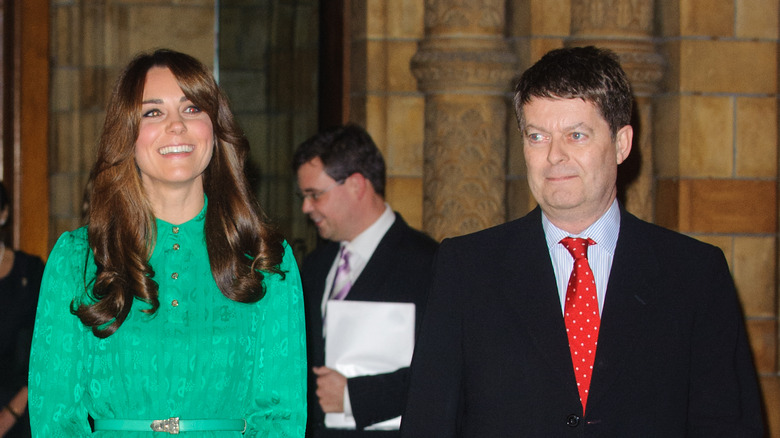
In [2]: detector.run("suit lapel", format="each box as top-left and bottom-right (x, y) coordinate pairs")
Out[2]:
(588, 211), (660, 407)
(312, 243), (340, 303)
(495, 209), (579, 387)
(343, 214), (405, 302)
(301, 241), (340, 366)
(495, 208), (662, 410)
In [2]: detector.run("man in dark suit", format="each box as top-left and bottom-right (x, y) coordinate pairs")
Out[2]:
(401, 46), (764, 437)
(294, 124), (438, 437)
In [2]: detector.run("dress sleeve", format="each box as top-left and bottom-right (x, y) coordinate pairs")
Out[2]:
(246, 241), (308, 437)
(28, 231), (93, 437)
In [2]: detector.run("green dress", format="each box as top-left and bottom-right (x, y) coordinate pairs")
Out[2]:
(28, 205), (307, 437)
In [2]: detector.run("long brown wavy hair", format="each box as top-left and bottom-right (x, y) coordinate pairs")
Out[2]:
(73, 49), (284, 338)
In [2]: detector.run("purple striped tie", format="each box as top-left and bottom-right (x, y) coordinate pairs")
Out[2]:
(331, 247), (352, 300)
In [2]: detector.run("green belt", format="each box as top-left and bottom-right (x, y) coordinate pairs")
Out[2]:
(93, 417), (246, 434)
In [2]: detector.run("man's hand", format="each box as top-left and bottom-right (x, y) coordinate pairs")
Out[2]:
(313, 366), (347, 413)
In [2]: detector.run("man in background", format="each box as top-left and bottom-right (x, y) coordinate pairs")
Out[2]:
(401, 46), (764, 437)
(294, 124), (438, 437)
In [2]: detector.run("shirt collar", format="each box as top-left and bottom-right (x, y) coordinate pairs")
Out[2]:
(341, 204), (395, 260)
(542, 199), (620, 254)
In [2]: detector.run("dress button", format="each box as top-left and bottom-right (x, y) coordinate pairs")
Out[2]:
(172, 299), (179, 307)
(173, 243), (180, 250)
(172, 226), (179, 234)
(566, 414), (580, 427)
(171, 272), (179, 280)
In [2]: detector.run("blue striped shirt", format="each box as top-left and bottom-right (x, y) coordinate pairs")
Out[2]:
(542, 200), (621, 315)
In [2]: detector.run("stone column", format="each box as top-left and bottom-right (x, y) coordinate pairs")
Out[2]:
(566, 0), (664, 222)
(411, 0), (518, 241)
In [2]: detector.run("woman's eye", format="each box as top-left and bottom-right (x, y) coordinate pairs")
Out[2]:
(142, 109), (162, 118)
(184, 105), (201, 114)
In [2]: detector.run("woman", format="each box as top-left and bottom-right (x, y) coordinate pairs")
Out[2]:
(0, 182), (44, 438)
(28, 49), (306, 436)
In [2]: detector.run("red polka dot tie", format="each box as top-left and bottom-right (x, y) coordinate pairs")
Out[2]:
(560, 237), (600, 412)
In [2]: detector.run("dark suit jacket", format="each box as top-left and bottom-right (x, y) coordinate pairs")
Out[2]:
(401, 207), (764, 437)
(302, 213), (438, 438)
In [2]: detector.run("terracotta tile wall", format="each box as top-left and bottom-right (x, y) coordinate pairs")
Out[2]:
(656, 0), (779, 434)
(351, 0), (425, 229)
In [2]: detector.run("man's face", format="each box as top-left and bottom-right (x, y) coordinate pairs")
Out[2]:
(296, 157), (355, 242)
(522, 97), (632, 230)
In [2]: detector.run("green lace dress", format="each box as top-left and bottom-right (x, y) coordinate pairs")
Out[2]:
(28, 206), (307, 437)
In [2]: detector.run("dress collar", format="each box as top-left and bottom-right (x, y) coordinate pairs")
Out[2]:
(154, 195), (207, 235)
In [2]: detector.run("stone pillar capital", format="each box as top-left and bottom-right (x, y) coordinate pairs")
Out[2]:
(411, 37), (518, 94)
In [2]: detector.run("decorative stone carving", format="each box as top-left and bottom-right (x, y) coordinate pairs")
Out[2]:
(423, 0), (505, 33)
(413, 0), (517, 240)
(412, 39), (518, 93)
(423, 97), (507, 240)
(570, 0), (654, 36)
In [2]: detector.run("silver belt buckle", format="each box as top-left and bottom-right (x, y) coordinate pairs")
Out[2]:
(150, 417), (180, 434)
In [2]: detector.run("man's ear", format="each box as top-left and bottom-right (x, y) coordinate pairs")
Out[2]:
(615, 124), (633, 165)
(344, 172), (366, 197)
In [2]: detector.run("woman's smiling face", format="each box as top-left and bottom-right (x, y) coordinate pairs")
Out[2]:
(134, 66), (214, 195)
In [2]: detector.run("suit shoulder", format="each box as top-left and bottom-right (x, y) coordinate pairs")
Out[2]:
(623, 213), (724, 260)
(626, 214), (713, 247)
(302, 241), (338, 261)
(443, 211), (538, 250)
(14, 250), (45, 269)
(396, 222), (439, 254)
(301, 240), (338, 268)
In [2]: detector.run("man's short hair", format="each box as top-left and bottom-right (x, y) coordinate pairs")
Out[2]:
(513, 46), (633, 138)
(293, 123), (386, 197)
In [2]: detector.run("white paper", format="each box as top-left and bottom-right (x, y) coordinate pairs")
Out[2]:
(324, 300), (416, 430)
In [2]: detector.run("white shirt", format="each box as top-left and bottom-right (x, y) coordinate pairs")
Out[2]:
(320, 204), (396, 418)
(320, 204), (396, 317)
(542, 199), (621, 315)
